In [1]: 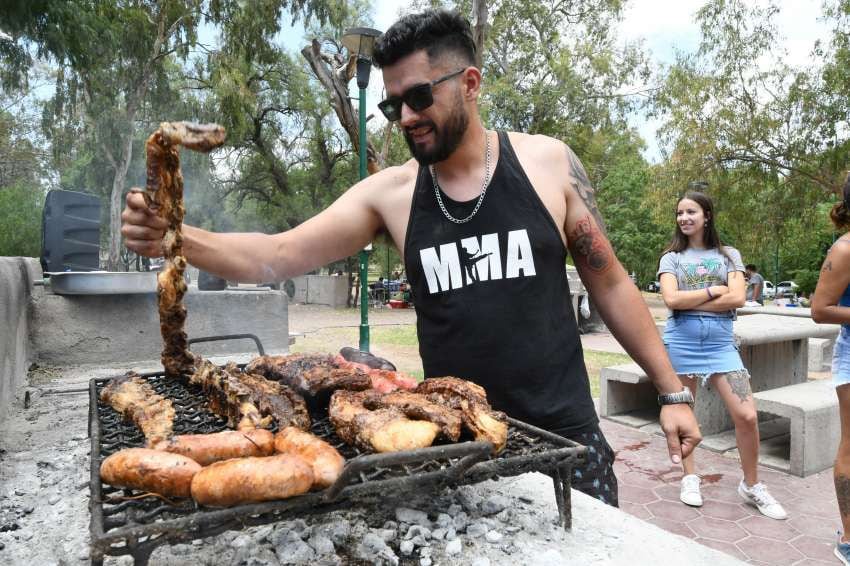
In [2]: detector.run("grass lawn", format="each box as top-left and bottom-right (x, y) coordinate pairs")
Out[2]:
(290, 321), (631, 399)
(583, 349), (632, 398)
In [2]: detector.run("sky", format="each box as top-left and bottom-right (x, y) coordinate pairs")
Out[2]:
(362, 0), (835, 162)
(17, 0), (836, 163)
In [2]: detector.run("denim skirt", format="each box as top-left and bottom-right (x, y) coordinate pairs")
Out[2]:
(833, 326), (850, 387)
(663, 314), (747, 383)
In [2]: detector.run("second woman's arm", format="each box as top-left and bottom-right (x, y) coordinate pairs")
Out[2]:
(659, 273), (728, 310)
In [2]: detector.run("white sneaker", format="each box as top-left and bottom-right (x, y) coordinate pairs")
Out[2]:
(680, 474), (703, 507)
(738, 480), (788, 520)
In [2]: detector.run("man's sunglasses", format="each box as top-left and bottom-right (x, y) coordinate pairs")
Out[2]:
(377, 69), (466, 122)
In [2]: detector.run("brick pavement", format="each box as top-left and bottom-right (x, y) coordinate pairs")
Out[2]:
(601, 418), (838, 565)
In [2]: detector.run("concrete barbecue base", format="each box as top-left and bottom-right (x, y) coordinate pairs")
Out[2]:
(0, 358), (745, 566)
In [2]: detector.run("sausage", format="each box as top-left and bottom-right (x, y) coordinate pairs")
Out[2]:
(100, 448), (201, 498)
(151, 429), (274, 466)
(274, 427), (345, 489)
(190, 454), (314, 507)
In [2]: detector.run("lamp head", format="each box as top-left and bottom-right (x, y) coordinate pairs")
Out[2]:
(342, 27), (382, 89)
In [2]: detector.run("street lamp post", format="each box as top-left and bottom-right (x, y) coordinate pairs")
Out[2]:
(342, 27), (381, 353)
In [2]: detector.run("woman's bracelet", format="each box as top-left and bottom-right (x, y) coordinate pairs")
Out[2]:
(706, 287), (714, 299)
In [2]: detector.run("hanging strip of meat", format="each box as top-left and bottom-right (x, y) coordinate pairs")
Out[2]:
(144, 122), (226, 379)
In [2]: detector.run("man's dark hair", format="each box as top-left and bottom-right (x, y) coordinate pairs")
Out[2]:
(745, 264), (757, 271)
(373, 9), (475, 69)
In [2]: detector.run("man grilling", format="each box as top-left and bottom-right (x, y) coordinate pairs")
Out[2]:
(122, 9), (701, 506)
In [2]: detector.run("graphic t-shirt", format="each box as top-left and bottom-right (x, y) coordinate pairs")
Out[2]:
(657, 246), (745, 317)
(746, 272), (764, 301)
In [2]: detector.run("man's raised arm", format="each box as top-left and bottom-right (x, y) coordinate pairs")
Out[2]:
(122, 173), (385, 284)
(560, 143), (701, 464)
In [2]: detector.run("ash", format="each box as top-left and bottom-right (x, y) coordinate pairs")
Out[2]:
(0, 362), (745, 566)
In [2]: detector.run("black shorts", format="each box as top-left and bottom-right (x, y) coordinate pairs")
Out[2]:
(552, 423), (618, 507)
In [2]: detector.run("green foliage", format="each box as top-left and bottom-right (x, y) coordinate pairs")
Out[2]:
(0, 181), (44, 257)
(597, 136), (669, 285)
(650, 0), (850, 281)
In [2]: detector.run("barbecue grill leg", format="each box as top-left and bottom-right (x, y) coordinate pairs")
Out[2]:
(551, 465), (573, 531)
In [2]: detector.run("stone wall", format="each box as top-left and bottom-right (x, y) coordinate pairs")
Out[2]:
(290, 275), (349, 308)
(31, 288), (291, 365)
(0, 257), (40, 424)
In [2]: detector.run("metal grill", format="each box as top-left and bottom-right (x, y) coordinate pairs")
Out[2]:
(89, 354), (586, 565)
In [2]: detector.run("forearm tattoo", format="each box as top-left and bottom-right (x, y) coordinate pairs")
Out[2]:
(837, 474), (850, 517)
(570, 214), (612, 273)
(822, 260), (833, 273)
(566, 146), (607, 234)
(723, 370), (752, 404)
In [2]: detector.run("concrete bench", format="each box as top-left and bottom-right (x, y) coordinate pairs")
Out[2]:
(753, 380), (839, 477)
(600, 363), (747, 435)
(808, 337), (834, 372)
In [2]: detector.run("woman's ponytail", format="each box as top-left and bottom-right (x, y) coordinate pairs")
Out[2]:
(830, 172), (850, 231)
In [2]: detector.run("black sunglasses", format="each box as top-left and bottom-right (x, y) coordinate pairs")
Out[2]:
(377, 69), (466, 122)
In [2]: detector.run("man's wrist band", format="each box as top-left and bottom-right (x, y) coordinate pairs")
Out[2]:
(706, 287), (713, 299)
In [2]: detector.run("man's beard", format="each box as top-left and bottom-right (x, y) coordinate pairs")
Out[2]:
(403, 103), (469, 166)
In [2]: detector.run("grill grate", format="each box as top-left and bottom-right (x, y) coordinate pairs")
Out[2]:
(89, 368), (586, 566)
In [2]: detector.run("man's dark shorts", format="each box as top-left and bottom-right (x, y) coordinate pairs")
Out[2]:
(552, 423), (618, 507)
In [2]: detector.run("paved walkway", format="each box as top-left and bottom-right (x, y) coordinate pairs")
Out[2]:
(587, 328), (838, 564)
(603, 406), (838, 565)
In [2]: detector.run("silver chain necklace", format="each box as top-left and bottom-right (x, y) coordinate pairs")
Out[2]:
(430, 131), (492, 224)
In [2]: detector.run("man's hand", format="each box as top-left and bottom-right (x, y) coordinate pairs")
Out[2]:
(659, 404), (702, 464)
(121, 191), (167, 257)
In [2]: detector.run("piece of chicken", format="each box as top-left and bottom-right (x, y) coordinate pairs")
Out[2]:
(329, 390), (440, 453)
(415, 377), (509, 453)
(100, 372), (175, 445)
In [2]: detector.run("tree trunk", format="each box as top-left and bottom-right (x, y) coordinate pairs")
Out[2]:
(301, 41), (381, 173)
(472, 0), (489, 69)
(105, 128), (134, 271)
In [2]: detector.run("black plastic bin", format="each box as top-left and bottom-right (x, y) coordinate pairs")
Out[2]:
(40, 189), (101, 272)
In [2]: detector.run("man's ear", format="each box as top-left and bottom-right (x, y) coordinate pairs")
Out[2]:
(462, 66), (482, 100)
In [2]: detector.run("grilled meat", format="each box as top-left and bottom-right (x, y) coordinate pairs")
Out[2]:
(100, 372), (175, 445)
(152, 429), (275, 466)
(100, 448), (201, 498)
(188, 358), (309, 430)
(144, 122), (225, 379)
(245, 354), (371, 397)
(329, 390), (440, 453)
(274, 427), (344, 489)
(190, 453), (314, 507)
(416, 377), (508, 453)
(362, 390), (462, 441)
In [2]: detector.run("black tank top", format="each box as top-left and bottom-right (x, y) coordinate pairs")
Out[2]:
(404, 131), (597, 434)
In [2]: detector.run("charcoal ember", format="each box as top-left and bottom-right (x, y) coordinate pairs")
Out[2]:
(400, 540), (414, 556)
(275, 536), (315, 564)
(445, 537), (462, 555)
(435, 513), (452, 528)
(431, 528), (447, 540)
(452, 511), (470, 532)
(354, 532), (398, 566)
(480, 494), (510, 515)
(307, 532), (335, 555)
(316, 519), (351, 546)
(466, 522), (488, 538)
(485, 530), (503, 543)
(395, 507), (430, 527)
(376, 528), (396, 543)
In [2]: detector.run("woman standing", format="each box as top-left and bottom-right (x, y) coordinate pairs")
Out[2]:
(658, 191), (786, 519)
(811, 173), (850, 563)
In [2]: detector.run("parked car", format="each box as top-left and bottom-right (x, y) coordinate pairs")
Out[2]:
(775, 280), (799, 298)
(645, 280), (661, 293)
(761, 280), (775, 300)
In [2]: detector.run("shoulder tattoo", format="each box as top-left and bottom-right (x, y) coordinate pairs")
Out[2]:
(566, 145), (607, 234)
